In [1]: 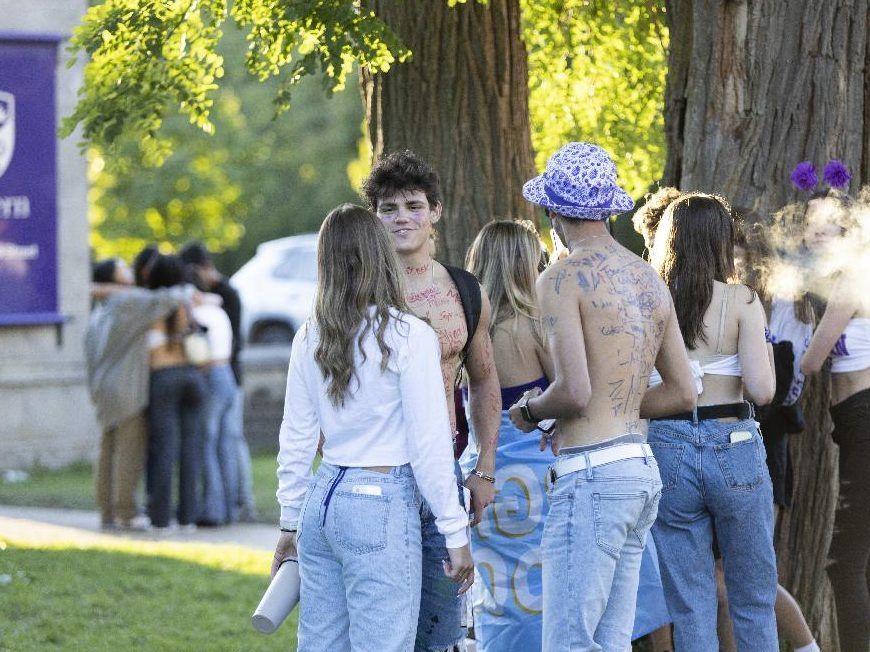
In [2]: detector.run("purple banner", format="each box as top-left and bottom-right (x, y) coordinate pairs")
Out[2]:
(0, 37), (60, 325)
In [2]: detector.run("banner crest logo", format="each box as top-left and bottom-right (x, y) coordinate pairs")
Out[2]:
(0, 92), (15, 179)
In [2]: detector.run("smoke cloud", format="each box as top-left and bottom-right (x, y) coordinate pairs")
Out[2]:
(743, 186), (870, 308)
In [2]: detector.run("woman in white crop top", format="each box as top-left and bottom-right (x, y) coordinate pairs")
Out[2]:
(142, 253), (207, 532)
(646, 193), (779, 650)
(799, 190), (870, 651)
(272, 205), (472, 652)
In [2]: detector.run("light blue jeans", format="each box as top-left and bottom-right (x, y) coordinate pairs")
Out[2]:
(648, 416), (778, 651)
(199, 364), (240, 524)
(542, 448), (662, 652)
(297, 463), (422, 652)
(232, 387), (256, 517)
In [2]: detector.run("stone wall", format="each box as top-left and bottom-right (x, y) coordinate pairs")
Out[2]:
(0, 1), (96, 470)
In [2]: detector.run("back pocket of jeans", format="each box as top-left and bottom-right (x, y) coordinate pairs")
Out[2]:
(592, 492), (647, 559)
(648, 442), (685, 490)
(329, 491), (390, 554)
(714, 438), (763, 490)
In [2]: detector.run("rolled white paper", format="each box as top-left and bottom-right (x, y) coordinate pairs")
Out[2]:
(251, 558), (300, 634)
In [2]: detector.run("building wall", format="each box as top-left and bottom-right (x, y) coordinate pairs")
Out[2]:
(0, 1), (96, 469)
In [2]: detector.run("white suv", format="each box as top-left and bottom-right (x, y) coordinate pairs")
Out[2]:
(230, 233), (317, 344)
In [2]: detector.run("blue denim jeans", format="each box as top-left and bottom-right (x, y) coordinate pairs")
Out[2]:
(542, 449), (661, 652)
(648, 416), (778, 651)
(198, 364), (240, 524)
(416, 460), (467, 652)
(297, 463), (422, 652)
(146, 365), (206, 528)
(232, 387), (257, 516)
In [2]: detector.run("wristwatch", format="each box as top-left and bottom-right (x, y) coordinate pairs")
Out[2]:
(519, 396), (539, 424)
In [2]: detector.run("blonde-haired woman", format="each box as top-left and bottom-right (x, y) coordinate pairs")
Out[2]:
(462, 220), (671, 650)
(459, 219), (551, 651)
(272, 204), (473, 652)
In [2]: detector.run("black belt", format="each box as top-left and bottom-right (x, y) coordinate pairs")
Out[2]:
(653, 401), (753, 422)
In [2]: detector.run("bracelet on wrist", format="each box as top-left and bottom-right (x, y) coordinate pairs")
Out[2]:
(470, 468), (496, 484)
(519, 397), (539, 424)
(279, 527), (296, 533)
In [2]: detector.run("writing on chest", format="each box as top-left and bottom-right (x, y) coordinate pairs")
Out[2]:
(408, 287), (468, 359)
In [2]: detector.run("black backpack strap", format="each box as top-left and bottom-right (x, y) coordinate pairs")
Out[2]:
(444, 264), (482, 383)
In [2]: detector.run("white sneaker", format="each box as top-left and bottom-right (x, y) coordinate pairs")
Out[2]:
(178, 523), (197, 534)
(118, 515), (152, 532)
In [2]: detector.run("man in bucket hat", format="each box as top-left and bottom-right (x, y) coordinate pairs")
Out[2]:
(509, 142), (696, 651)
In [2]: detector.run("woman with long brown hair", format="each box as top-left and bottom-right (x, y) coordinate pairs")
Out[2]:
(647, 193), (778, 650)
(271, 204), (472, 652)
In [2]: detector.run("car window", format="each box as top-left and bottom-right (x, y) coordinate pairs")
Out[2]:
(272, 248), (317, 282)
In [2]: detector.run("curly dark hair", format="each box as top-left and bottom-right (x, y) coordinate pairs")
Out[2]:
(632, 186), (682, 249)
(361, 150), (441, 210)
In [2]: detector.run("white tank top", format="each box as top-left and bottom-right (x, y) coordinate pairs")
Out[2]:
(830, 318), (870, 373)
(768, 298), (813, 405)
(649, 285), (743, 394)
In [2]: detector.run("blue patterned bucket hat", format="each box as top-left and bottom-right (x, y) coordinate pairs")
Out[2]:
(522, 142), (634, 220)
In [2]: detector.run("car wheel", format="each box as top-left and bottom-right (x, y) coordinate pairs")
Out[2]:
(252, 323), (295, 345)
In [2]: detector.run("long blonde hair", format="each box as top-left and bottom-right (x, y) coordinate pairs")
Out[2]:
(313, 204), (410, 406)
(466, 220), (543, 342)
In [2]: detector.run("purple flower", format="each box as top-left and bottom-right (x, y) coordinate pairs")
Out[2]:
(823, 159), (851, 189)
(790, 161), (818, 192)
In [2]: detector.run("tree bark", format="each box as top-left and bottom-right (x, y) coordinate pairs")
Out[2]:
(360, 0), (537, 265)
(665, 1), (870, 648)
(665, 0), (868, 212)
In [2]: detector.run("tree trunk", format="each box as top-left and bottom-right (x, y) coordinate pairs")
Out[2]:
(665, 0), (868, 211)
(360, 0), (537, 265)
(665, 1), (870, 648)
(779, 372), (841, 650)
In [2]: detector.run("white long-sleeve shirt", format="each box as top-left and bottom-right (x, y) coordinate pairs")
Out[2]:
(276, 309), (469, 548)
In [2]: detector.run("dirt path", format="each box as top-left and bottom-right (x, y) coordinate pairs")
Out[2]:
(0, 504), (279, 551)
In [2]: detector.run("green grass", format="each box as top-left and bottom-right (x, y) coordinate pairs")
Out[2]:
(0, 462), (96, 511)
(0, 455), (282, 524)
(251, 454), (280, 524)
(0, 460), (664, 650)
(0, 538), (297, 651)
